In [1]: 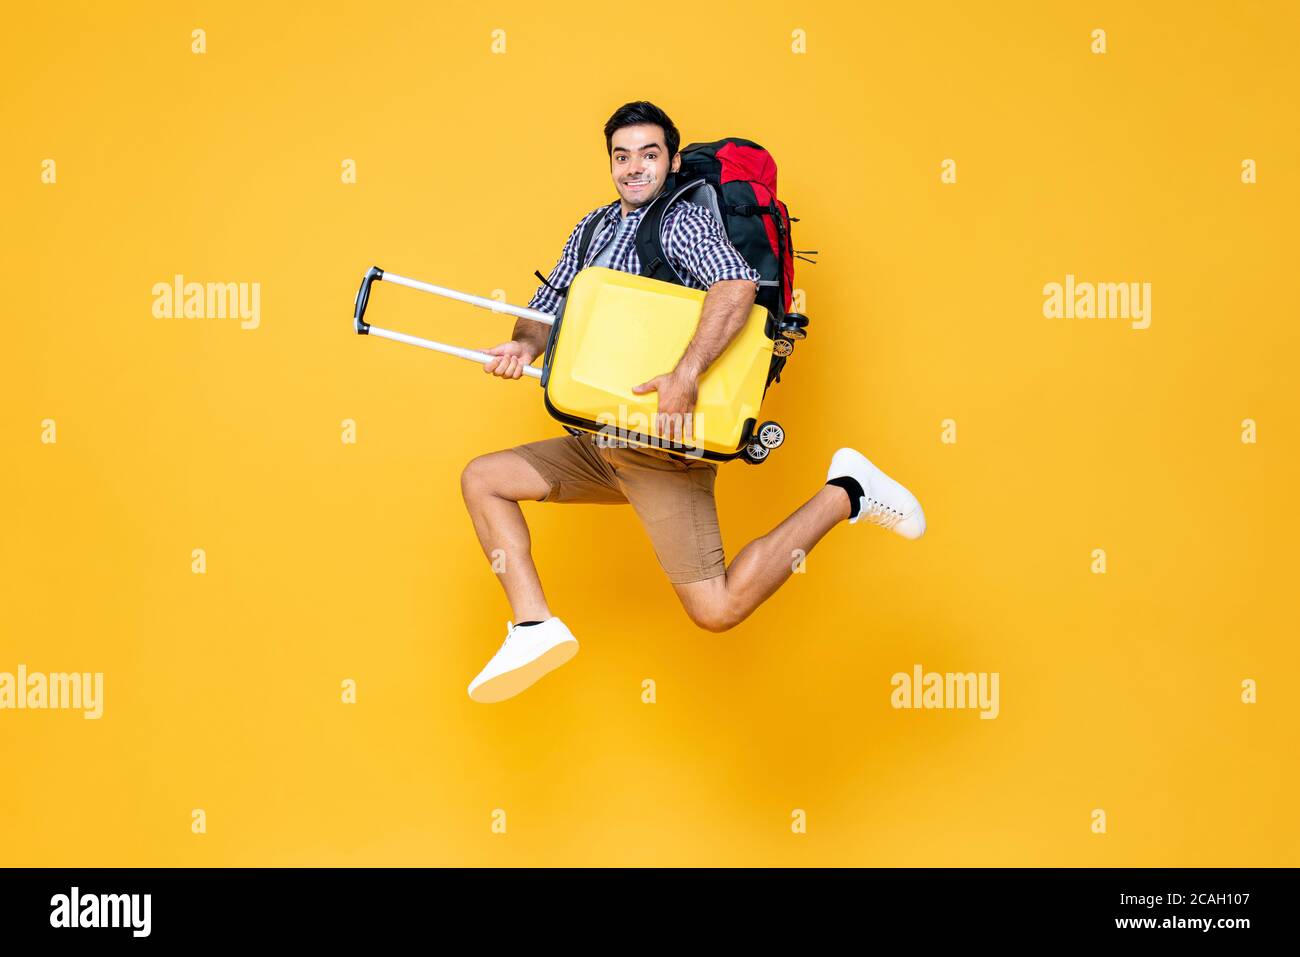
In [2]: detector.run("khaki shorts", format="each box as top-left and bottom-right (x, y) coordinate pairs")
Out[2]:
(510, 431), (726, 585)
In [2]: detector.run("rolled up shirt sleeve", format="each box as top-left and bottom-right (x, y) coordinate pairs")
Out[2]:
(663, 202), (762, 292)
(527, 208), (603, 317)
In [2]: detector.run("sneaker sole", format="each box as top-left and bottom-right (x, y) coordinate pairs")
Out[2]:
(468, 640), (579, 704)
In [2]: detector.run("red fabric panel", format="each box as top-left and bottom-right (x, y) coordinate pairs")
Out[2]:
(716, 142), (792, 312)
(716, 141), (779, 192)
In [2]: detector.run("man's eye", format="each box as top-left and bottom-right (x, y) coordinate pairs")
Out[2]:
(646, 154), (657, 160)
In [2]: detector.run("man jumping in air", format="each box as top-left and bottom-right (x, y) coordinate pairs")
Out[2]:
(461, 101), (926, 703)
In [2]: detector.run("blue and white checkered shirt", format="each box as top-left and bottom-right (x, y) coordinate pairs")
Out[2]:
(527, 199), (762, 317)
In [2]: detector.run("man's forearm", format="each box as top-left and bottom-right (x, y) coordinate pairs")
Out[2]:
(511, 317), (551, 358)
(673, 279), (756, 379)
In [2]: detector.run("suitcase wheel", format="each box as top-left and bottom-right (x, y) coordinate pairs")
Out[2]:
(742, 441), (771, 464)
(779, 313), (809, 340)
(757, 421), (785, 450)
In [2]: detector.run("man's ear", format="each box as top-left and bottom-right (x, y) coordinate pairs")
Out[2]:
(671, 153), (681, 172)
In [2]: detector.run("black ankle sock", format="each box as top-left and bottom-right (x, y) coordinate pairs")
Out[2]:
(514, 620), (545, 628)
(826, 476), (864, 520)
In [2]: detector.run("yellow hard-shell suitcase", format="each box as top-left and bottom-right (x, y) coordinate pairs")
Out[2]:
(353, 264), (795, 463)
(538, 267), (775, 459)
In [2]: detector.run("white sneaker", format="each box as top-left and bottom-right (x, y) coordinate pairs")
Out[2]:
(467, 617), (579, 703)
(826, 447), (927, 539)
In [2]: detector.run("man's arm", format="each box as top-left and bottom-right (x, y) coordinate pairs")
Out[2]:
(672, 278), (757, 379)
(508, 319), (549, 361)
(662, 201), (762, 378)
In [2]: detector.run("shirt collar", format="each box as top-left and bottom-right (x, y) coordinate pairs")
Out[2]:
(605, 202), (647, 225)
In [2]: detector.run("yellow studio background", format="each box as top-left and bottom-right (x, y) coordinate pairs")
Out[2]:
(1, 1), (1296, 867)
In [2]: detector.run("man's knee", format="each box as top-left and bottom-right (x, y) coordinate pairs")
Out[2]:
(461, 450), (550, 505)
(681, 587), (742, 634)
(460, 454), (499, 501)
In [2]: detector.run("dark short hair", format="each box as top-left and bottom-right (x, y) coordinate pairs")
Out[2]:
(603, 101), (680, 160)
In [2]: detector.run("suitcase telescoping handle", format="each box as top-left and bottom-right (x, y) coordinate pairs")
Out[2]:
(353, 266), (554, 380)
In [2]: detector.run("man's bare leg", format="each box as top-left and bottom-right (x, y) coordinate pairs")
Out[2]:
(673, 485), (852, 633)
(459, 450), (555, 622)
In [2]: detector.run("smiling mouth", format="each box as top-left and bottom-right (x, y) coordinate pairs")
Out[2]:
(625, 181), (649, 189)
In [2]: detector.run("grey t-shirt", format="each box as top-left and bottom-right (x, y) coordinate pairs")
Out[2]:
(588, 213), (634, 269)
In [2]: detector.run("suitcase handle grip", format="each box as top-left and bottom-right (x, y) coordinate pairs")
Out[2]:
(353, 266), (383, 334)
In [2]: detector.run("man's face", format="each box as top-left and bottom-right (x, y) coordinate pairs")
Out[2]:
(610, 124), (681, 215)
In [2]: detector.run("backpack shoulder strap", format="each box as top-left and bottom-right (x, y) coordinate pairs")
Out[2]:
(574, 208), (608, 269)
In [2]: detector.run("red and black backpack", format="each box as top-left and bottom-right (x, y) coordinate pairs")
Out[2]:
(553, 137), (816, 390)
